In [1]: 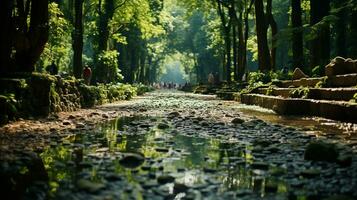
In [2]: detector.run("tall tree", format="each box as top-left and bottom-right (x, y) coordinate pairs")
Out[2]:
(266, 0), (278, 69)
(334, 0), (347, 57)
(254, 0), (272, 71)
(73, 0), (84, 78)
(351, 3), (357, 58)
(0, 0), (13, 75)
(217, 0), (232, 82)
(291, 0), (304, 70)
(14, 0), (49, 72)
(310, 0), (330, 72)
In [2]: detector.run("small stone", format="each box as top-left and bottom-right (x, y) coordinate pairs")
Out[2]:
(158, 123), (169, 129)
(168, 112), (180, 118)
(337, 154), (352, 167)
(173, 183), (189, 193)
(157, 175), (175, 184)
(251, 162), (269, 170)
(265, 182), (278, 193)
(77, 179), (105, 193)
(62, 120), (71, 125)
(304, 141), (338, 162)
(119, 153), (145, 168)
(292, 68), (308, 80)
(300, 169), (320, 178)
(203, 167), (217, 173)
(323, 195), (355, 200)
(155, 147), (169, 153)
(231, 118), (245, 124)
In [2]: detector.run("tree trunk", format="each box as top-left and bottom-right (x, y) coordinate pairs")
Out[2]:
(243, 0), (254, 76)
(233, 24), (238, 81)
(335, 0), (347, 57)
(254, 0), (271, 71)
(0, 0), (13, 75)
(310, 0), (330, 73)
(225, 29), (232, 82)
(351, 6), (357, 58)
(15, 0), (49, 72)
(238, 11), (245, 80)
(98, 0), (114, 51)
(266, 0), (277, 70)
(217, 0), (232, 82)
(291, 0), (304, 70)
(73, 0), (83, 78)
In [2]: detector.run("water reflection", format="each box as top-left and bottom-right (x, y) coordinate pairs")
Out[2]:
(40, 116), (288, 199)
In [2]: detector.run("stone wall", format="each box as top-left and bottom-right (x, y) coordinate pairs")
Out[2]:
(0, 73), (144, 125)
(0, 73), (83, 124)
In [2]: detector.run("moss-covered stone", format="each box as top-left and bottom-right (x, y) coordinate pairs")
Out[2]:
(0, 95), (17, 125)
(304, 141), (338, 162)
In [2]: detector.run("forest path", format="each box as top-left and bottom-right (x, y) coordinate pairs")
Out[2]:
(0, 90), (356, 199)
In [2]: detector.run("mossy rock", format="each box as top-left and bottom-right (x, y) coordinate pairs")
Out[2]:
(0, 95), (18, 125)
(304, 141), (338, 162)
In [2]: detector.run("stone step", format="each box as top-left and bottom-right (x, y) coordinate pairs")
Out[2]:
(256, 88), (357, 101)
(239, 94), (357, 122)
(278, 73), (357, 88)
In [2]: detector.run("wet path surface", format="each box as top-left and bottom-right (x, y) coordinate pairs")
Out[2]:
(1, 91), (357, 200)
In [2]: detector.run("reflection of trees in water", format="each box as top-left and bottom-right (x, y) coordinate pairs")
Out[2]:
(174, 135), (212, 168)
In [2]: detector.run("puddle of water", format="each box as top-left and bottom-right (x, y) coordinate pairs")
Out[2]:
(39, 116), (291, 199)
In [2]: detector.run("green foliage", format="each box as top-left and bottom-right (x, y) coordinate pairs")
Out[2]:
(266, 85), (275, 96)
(315, 77), (328, 88)
(79, 84), (108, 108)
(79, 83), (139, 108)
(96, 50), (124, 83)
(289, 86), (310, 99)
(350, 93), (357, 103)
(134, 83), (155, 95)
(107, 83), (137, 101)
(312, 65), (323, 77)
(38, 2), (72, 73)
(248, 72), (268, 86)
(0, 94), (18, 124)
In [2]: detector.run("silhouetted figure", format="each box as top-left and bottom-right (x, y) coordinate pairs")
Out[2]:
(46, 61), (58, 75)
(83, 65), (92, 85)
(208, 72), (214, 85)
(282, 66), (289, 74)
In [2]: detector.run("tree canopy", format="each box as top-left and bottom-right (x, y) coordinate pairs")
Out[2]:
(0, 0), (356, 83)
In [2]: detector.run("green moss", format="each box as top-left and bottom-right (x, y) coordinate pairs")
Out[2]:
(289, 86), (310, 99)
(350, 93), (357, 103)
(266, 85), (275, 96)
(0, 94), (18, 125)
(315, 76), (328, 88)
(79, 85), (107, 108)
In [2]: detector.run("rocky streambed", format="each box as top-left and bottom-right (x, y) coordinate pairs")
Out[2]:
(0, 91), (356, 200)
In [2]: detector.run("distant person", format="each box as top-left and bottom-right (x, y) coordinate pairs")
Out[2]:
(83, 65), (92, 85)
(282, 66), (289, 74)
(46, 61), (58, 75)
(208, 72), (214, 85)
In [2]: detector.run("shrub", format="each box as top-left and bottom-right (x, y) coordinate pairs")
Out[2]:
(107, 83), (137, 101)
(79, 84), (108, 108)
(134, 83), (155, 95)
(0, 94), (18, 125)
(96, 50), (124, 83)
